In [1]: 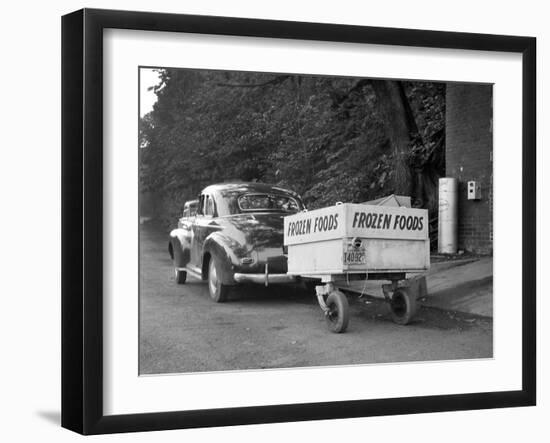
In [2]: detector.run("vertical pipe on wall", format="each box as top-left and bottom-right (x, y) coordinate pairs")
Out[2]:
(438, 178), (458, 254)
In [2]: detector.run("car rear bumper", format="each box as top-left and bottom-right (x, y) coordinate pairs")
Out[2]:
(233, 272), (296, 286)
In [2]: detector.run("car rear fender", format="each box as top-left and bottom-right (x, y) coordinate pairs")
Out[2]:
(203, 233), (238, 285)
(168, 228), (190, 268)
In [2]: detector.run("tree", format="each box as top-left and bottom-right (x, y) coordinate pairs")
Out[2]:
(371, 80), (421, 197)
(139, 68), (445, 228)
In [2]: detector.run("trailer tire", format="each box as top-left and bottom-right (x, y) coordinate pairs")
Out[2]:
(390, 287), (418, 325)
(174, 267), (187, 284)
(325, 290), (349, 333)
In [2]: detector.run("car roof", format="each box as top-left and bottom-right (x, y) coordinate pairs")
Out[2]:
(202, 182), (299, 198)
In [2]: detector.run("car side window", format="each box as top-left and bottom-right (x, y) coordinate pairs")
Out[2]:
(197, 195), (205, 216)
(204, 195), (215, 217)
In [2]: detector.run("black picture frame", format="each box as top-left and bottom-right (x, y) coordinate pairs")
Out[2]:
(61, 8), (536, 435)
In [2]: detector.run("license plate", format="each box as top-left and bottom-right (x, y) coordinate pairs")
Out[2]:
(343, 247), (366, 266)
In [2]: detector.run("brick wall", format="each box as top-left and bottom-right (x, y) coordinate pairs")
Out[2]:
(445, 84), (493, 254)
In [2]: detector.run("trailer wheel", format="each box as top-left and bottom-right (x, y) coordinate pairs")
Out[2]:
(325, 290), (349, 333)
(390, 287), (418, 325)
(174, 267), (187, 284)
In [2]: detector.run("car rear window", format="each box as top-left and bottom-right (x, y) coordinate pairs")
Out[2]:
(237, 193), (301, 213)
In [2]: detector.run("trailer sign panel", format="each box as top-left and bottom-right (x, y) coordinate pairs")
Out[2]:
(284, 203), (428, 246)
(286, 213), (339, 236)
(351, 211), (424, 231)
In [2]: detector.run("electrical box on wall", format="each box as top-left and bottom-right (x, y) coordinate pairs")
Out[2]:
(467, 181), (482, 200)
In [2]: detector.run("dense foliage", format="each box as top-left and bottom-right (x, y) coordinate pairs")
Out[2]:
(139, 69), (445, 227)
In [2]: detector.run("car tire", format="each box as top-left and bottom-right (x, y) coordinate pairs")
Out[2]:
(325, 290), (349, 333)
(390, 287), (418, 325)
(208, 256), (230, 303)
(174, 267), (187, 284)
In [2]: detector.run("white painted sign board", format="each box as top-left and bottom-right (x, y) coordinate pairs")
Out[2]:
(284, 203), (430, 275)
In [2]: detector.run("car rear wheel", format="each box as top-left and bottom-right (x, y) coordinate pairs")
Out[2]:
(208, 256), (230, 303)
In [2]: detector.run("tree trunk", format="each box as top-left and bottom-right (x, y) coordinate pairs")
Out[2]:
(371, 80), (422, 197)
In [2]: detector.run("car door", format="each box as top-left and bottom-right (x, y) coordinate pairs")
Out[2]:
(190, 193), (217, 270)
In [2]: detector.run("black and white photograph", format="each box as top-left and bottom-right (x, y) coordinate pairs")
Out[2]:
(138, 67), (494, 375)
(1, 0), (546, 439)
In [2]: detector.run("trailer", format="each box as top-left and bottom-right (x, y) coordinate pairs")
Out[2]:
(284, 200), (430, 333)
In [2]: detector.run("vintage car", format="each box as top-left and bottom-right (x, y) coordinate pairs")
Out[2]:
(168, 182), (306, 302)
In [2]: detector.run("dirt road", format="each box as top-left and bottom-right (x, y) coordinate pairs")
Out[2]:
(139, 225), (492, 375)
